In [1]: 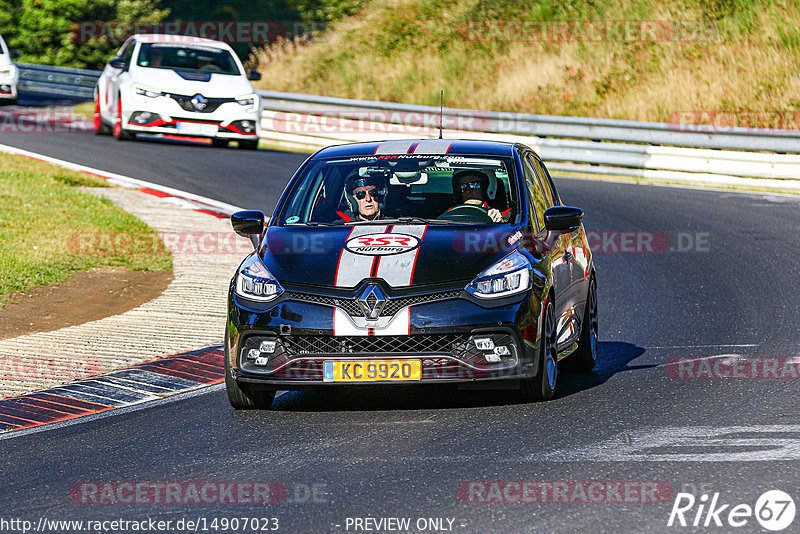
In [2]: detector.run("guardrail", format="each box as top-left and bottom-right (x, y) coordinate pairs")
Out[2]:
(17, 63), (100, 99)
(257, 90), (800, 189)
(12, 63), (800, 189)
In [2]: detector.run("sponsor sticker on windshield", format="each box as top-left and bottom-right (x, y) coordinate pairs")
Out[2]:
(345, 233), (420, 256)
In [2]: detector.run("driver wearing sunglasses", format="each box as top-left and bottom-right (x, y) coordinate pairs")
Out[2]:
(451, 170), (505, 223)
(342, 175), (386, 222)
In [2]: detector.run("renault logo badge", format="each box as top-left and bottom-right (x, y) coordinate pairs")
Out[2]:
(191, 94), (208, 111)
(357, 286), (386, 321)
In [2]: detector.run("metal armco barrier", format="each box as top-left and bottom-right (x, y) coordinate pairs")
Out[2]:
(13, 63), (800, 188)
(17, 63), (100, 99)
(256, 90), (800, 188)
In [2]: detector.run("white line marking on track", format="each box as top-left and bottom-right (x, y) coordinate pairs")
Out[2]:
(0, 142), (244, 215)
(537, 425), (800, 462)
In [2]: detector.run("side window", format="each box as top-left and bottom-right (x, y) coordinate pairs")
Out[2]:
(526, 154), (555, 208)
(116, 40), (135, 67)
(530, 156), (560, 206)
(522, 158), (546, 231)
(122, 42), (136, 66)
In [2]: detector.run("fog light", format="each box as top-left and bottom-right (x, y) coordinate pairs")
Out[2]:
(0, 85), (10, 93)
(130, 111), (162, 125)
(485, 353), (501, 363)
(494, 346), (510, 356)
(255, 356), (269, 366)
(231, 119), (256, 134)
(474, 337), (494, 350)
(247, 349), (260, 360)
(259, 340), (276, 353)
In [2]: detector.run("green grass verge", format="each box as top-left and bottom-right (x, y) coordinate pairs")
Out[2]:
(0, 152), (172, 309)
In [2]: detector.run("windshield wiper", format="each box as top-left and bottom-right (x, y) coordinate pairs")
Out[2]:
(297, 222), (340, 226)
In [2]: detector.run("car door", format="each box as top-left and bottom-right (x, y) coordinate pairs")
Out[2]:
(103, 38), (135, 118)
(525, 153), (576, 347)
(535, 156), (590, 316)
(520, 153), (571, 336)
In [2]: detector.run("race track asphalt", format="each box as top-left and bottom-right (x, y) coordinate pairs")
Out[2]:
(1, 120), (799, 533)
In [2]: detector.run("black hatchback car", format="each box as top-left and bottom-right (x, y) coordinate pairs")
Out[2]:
(226, 139), (597, 408)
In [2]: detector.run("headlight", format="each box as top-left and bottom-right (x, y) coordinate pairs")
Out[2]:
(235, 254), (283, 302)
(235, 93), (259, 113)
(466, 250), (531, 299)
(132, 83), (163, 100)
(0, 65), (16, 80)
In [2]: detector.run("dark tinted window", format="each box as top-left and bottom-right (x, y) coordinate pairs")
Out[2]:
(136, 43), (241, 75)
(530, 156), (560, 206)
(526, 154), (555, 208)
(522, 157), (546, 231)
(118, 40), (135, 66)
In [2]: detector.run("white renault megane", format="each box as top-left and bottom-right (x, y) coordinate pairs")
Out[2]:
(94, 34), (261, 149)
(0, 34), (20, 105)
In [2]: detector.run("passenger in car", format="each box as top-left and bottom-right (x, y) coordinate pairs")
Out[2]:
(449, 170), (508, 223)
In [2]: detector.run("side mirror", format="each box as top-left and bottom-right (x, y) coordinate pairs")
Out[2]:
(108, 57), (127, 69)
(544, 206), (583, 233)
(10, 49), (20, 59)
(231, 210), (265, 237)
(247, 69), (261, 81)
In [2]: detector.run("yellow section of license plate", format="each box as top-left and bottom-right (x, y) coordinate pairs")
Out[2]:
(322, 360), (421, 382)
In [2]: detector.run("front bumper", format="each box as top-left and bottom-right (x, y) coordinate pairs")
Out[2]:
(122, 96), (259, 139)
(228, 283), (539, 388)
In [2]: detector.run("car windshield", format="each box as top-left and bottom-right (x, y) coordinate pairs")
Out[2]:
(136, 43), (241, 75)
(275, 154), (519, 225)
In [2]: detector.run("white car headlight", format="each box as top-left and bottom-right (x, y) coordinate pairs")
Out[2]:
(132, 83), (163, 101)
(466, 250), (531, 299)
(235, 93), (259, 113)
(0, 64), (16, 80)
(235, 254), (283, 302)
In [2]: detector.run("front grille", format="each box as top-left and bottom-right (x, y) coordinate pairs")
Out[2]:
(283, 334), (471, 356)
(169, 94), (235, 113)
(285, 290), (462, 318)
(243, 332), (520, 379)
(381, 290), (461, 316)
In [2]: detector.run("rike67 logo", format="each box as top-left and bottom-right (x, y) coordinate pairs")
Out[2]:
(668, 490), (796, 531)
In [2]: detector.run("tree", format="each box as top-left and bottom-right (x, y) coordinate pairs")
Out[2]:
(6, 0), (168, 69)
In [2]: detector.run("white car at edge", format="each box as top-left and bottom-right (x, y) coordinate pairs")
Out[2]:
(0, 34), (20, 105)
(95, 34), (261, 149)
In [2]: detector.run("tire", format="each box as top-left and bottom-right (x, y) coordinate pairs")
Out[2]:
(113, 96), (133, 141)
(224, 333), (276, 409)
(564, 276), (598, 373)
(516, 297), (558, 402)
(238, 139), (259, 150)
(93, 93), (111, 135)
(212, 138), (229, 148)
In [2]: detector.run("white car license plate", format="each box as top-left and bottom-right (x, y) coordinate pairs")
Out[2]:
(176, 122), (218, 136)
